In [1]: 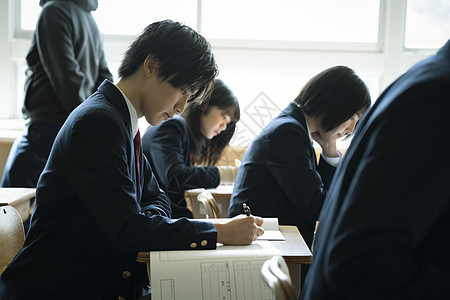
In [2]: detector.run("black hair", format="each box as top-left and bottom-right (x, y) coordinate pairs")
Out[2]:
(118, 19), (219, 102)
(294, 66), (371, 132)
(182, 79), (240, 166)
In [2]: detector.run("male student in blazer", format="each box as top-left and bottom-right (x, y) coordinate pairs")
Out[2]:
(0, 20), (264, 300)
(300, 39), (450, 299)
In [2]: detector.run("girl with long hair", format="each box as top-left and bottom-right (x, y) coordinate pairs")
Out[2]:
(142, 79), (240, 218)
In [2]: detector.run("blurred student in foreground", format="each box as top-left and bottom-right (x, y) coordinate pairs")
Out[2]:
(301, 40), (450, 300)
(142, 79), (240, 218)
(0, 20), (263, 300)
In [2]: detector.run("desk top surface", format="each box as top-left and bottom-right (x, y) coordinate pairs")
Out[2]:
(137, 225), (312, 264)
(185, 184), (234, 195)
(0, 187), (36, 205)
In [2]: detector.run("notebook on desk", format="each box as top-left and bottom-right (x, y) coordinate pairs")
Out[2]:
(192, 217), (285, 241)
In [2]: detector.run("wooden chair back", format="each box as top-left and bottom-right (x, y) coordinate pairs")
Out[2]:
(196, 189), (220, 219)
(261, 255), (296, 300)
(0, 206), (25, 275)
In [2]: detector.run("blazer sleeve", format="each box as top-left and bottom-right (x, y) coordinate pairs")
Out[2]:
(139, 155), (172, 218)
(36, 5), (112, 113)
(266, 122), (333, 223)
(317, 155), (337, 190)
(143, 118), (220, 192)
(66, 111), (217, 252)
(36, 5), (84, 112)
(323, 88), (450, 299)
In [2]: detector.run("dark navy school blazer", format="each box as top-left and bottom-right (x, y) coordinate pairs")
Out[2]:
(0, 80), (216, 299)
(142, 117), (220, 218)
(228, 103), (336, 248)
(300, 40), (450, 299)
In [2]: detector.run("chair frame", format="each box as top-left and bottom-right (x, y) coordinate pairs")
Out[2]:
(0, 205), (25, 275)
(196, 189), (220, 219)
(261, 255), (296, 300)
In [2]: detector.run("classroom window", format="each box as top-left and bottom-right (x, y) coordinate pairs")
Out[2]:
(6, 0), (445, 146)
(201, 0), (380, 43)
(404, 0), (450, 49)
(20, 0), (198, 34)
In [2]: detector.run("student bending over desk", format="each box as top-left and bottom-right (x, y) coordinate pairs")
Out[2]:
(0, 20), (263, 300)
(142, 79), (240, 218)
(228, 66), (371, 250)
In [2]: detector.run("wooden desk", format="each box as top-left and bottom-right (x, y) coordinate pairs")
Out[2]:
(137, 225), (312, 297)
(0, 188), (36, 222)
(185, 184), (233, 218)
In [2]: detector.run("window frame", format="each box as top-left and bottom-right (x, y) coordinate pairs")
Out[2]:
(0, 0), (439, 125)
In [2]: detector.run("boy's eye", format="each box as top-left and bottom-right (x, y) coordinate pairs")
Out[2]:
(181, 88), (187, 95)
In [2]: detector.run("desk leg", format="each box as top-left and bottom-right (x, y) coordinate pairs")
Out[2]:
(288, 263), (301, 298)
(146, 263), (151, 287)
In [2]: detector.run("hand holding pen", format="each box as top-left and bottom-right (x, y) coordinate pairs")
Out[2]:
(214, 205), (263, 244)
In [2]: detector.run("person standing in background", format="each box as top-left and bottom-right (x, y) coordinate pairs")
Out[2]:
(1, 0), (112, 188)
(141, 79), (240, 218)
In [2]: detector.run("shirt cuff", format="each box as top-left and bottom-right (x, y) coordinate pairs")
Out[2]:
(321, 150), (342, 167)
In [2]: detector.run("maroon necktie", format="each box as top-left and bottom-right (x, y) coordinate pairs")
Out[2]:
(134, 129), (141, 202)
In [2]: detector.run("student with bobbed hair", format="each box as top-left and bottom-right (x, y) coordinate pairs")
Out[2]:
(301, 39), (450, 300)
(228, 66), (371, 250)
(142, 79), (240, 218)
(0, 20), (263, 299)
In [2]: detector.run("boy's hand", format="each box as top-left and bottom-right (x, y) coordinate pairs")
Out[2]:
(214, 215), (264, 245)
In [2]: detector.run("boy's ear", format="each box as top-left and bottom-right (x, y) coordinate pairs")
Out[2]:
(201, 102), (209, 112)
(143, 54), (159, 77)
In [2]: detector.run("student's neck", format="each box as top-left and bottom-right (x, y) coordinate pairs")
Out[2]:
(116, 77), (143, 118)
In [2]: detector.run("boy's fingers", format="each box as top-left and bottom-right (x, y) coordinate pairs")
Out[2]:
(253, 216), (264, 226)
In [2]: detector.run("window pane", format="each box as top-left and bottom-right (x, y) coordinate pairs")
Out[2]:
(201, 0), (380, 42)
(405, 0), (450, 49)
(93, 0), (198, 35)
(20, 0), (41, 30)
(20, 0), (198, 35)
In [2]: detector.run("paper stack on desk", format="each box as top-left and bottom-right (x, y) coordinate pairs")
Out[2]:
(150, 240), (281, 300)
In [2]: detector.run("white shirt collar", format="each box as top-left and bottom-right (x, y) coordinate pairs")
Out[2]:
(116, 86), (139, 137)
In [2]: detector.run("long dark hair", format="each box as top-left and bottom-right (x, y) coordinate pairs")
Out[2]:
(182, 79), (240, 166)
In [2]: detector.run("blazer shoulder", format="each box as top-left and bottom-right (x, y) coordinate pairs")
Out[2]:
(145, 116), (187, 138)
(263, 114), (310, 143)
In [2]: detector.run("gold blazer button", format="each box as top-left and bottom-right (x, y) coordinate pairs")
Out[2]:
(122, 271), (131, 279)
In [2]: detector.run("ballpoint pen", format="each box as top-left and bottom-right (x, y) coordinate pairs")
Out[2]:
(243, 203), (251, 216)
